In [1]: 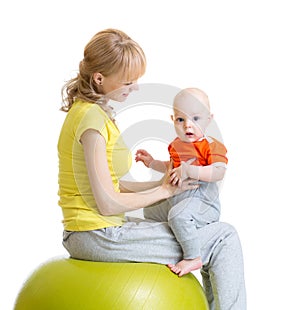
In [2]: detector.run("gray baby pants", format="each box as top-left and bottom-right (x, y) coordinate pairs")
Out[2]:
(144, 183), (220, 259)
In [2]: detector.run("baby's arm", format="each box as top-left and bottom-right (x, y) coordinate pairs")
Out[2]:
(135, 149), (169, 173)
(170, 162), (226, 186)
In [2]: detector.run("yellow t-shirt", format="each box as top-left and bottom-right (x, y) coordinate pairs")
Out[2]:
(57, 100), (132, 231)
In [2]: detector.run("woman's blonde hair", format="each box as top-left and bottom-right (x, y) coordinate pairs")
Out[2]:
(61, 29), (146, 114)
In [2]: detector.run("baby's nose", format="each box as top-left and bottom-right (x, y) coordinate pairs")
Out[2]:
(184, 119), (192, 127)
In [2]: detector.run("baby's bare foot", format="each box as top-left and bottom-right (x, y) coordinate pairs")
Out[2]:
(167, 257), (202, 277)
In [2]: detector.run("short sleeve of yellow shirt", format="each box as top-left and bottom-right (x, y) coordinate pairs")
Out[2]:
(58, 100), (132, 231)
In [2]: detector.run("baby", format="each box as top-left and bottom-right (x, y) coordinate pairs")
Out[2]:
(136, 88), (227, 276)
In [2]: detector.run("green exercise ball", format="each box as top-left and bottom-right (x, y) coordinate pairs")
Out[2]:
(14, 257), (209, 310)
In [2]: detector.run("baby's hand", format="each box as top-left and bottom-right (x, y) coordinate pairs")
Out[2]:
(135, 149), (154, 168)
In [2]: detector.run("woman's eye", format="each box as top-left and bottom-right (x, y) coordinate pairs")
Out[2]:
(124, 82), (133, 86)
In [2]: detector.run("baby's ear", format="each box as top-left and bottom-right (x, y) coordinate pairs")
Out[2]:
(170, 115), (174, 121)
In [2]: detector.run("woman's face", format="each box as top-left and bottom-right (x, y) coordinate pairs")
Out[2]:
(98, 72), (139, 102)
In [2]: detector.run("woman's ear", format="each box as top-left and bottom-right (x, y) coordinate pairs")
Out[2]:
(93, 72), (104, 85)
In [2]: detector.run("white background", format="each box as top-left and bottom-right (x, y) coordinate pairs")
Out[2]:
(1, 0), (299, 309)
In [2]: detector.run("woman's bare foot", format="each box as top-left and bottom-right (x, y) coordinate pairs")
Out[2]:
(167, 257), (202, 277)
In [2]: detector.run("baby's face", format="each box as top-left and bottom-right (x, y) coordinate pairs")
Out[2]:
(172, 92), (211, 143)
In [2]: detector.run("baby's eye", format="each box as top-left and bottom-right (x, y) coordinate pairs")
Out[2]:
(193, 116), (201, 122)
(176, 117), (185, 122)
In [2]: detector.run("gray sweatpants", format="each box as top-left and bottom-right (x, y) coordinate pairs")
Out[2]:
(63, 219), (246, 309)
(144, 184), (220, 259)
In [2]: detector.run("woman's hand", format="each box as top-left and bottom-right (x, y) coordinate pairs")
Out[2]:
(163, 178), (200, 196)
(169, 158), (195, 187)
(163, 163), (199, 196)
(169, 165), (186, 186)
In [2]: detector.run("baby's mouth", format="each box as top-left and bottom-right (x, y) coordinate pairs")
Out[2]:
(185, 132), (194, 137)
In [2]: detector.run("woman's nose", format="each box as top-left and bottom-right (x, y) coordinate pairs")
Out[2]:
(129, 83), (139, 92)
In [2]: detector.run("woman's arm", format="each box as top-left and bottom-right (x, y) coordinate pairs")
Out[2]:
(119, 179), (163, 193)
(81, 129), (176, 216)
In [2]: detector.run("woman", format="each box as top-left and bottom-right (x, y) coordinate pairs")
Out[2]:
(58, 28), (246, 309)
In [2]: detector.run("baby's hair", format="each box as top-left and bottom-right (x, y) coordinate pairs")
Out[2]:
(61, 28), (146, 117)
